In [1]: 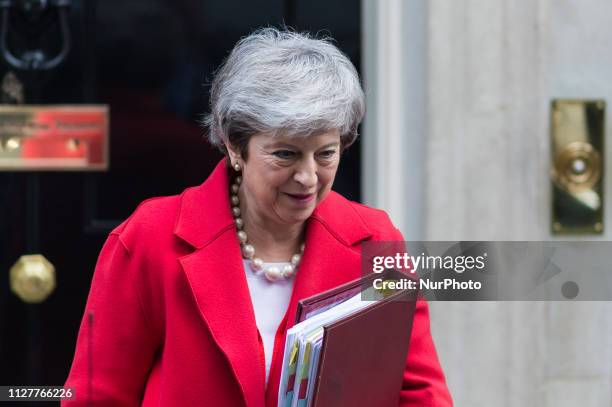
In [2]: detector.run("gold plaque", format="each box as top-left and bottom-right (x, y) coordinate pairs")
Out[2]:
(0, 105), (109, 170)
(551, 99), (605, 234)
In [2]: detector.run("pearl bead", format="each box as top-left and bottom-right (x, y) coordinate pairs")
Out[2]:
(282, 264), (295, 278)
(232, 207), (241, 217)
(235, 217), (244, 229)
(237, 230), (247, 243)
(251, 258), (264, 271)
(231, 184), (239, 194)
(242, 244), (255, 259)
(235, 176), (242, 185)
(291, 254), (301, 266)
(231, 195), (239, 206)
(264, 266), (282, 282)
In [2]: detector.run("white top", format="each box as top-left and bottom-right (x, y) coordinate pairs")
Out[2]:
(243, 260), (295, 385)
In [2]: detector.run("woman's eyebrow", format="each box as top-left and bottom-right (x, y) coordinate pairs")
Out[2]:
(264, 141), (340, 149)
(265, 141), (297, 149)
(319, 142), (340, 149)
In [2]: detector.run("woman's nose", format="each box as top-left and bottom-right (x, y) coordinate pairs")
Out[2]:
(293, 158), (318, 188)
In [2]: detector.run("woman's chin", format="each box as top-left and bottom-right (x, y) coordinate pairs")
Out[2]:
(279, 207), (315, 225)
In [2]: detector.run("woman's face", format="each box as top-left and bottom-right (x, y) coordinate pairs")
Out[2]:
(231, 130), (341, 227)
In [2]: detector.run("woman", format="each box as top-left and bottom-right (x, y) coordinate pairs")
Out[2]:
(64, 28), (452, 406)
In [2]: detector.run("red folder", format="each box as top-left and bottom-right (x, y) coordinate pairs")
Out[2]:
(295, 270), (418, 407)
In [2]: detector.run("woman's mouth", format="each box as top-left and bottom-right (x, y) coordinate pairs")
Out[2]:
(284, 192), (316, 205)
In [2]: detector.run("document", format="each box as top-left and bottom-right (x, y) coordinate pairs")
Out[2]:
(277, 271), (418, 407)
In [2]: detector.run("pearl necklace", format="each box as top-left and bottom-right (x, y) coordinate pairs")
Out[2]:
(230, 174), (304, 282)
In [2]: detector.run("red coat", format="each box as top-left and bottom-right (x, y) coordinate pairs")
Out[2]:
(64, 159), (452, 406)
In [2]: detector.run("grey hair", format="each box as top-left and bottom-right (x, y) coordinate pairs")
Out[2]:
(203, 27), (365, 155)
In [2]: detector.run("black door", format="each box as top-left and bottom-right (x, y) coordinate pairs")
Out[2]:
(0, 0), (360, 402)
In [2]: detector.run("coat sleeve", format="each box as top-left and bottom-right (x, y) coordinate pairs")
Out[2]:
(399, 298), (453, 406)
(62, 232), (160, 406)
(386, 227), (453, 406)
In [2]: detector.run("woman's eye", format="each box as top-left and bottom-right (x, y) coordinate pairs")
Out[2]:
(318, 150), (336, 159)
(272, 150), (296, 159)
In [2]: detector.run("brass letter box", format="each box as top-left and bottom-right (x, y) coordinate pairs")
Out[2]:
(0, 105), (109, 171)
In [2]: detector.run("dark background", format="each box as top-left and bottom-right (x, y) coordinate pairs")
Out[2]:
(0, 0), (361, 396)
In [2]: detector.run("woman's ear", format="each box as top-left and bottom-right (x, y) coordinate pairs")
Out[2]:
(224, 142), (242, 168)
(224, 142), (240, 165)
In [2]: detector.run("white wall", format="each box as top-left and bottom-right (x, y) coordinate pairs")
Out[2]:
(362, 0), (612, 405)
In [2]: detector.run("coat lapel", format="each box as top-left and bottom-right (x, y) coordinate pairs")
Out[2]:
(175, 159), (375, 407)
(176, 159), (265, 407)
(285, 203), (372, 327)
(180, 233), (265, 407)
